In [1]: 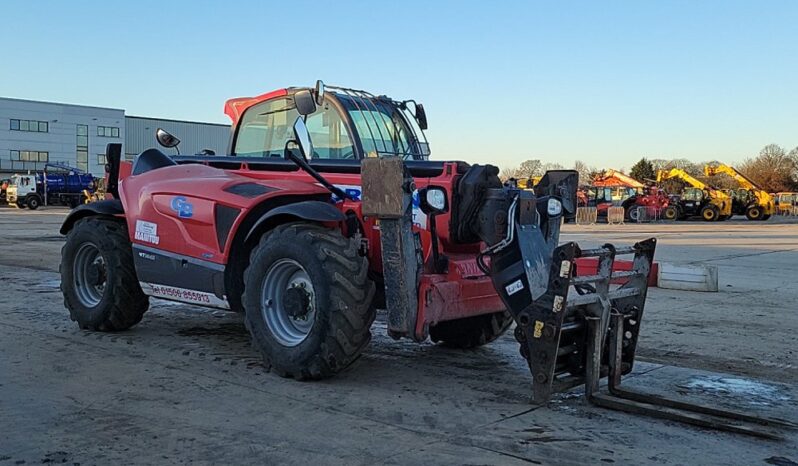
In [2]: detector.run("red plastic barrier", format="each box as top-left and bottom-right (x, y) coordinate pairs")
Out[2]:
(574, 258), (659, 287)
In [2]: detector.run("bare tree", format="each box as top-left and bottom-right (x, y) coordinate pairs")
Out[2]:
(573, 160), (597, 186)
(739, 144), (798, 192)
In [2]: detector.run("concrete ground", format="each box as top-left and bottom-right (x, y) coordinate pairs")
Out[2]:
(1, 206), (796, 465)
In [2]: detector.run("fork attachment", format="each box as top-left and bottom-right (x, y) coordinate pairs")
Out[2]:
(480, 180), (796, 439)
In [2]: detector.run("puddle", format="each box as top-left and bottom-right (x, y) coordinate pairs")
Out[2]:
(677, 376), (791, 406)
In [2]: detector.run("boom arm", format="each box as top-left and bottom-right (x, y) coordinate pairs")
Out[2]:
(656, 168), (710, 190)
(703, 164), (758, 191)
(703, 164), (773, 210)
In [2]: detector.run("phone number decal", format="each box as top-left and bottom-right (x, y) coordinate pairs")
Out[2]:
(150, 285), (211, 304)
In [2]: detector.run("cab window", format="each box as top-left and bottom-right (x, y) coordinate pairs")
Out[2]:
(233, 98), (354, 159)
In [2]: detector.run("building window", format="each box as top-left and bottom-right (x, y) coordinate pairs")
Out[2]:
(10, 119), (48, 133)
(98, 154), (107, 166)
(77, 124), (89, 172)
(8, 150), (48, 171)
(10, 150), (48, 162)
(97, 126), (120, 138)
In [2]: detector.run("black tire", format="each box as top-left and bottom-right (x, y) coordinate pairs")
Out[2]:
(243, 222), (376, 380)
(26, 195), (41, 210)
(60, 217), (149, 331)
(430, 311), (514, 348)
(745, 205), (763, 221)
(663, 206), (678, 221)
(16, 201), (26, 209)
(701, 205), (719, 221)
(761, 214), (771, 221)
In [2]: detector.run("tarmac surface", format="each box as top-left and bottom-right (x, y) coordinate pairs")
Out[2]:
(1, 206), (797, 465)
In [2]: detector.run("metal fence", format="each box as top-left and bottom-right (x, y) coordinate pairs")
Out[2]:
(575, 207), (598, 224)
(607, 206), (626, 224)
(627, 205), (663, 223)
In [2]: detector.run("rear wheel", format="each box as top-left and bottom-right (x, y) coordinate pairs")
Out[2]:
(430, 311), (513, 348)
(745, 205), (763, 221)
(627, 206), (641, 222)
(60, 217), (149, 331)
(701, 205), (719, 221)
(243, 222), (375, 379)
(761, 214), (771, 221)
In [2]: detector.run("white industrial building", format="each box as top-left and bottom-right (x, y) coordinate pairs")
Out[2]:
(0, 97), (230, 177)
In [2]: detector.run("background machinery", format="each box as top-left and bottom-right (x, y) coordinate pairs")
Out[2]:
(6, 163), (95, 210)
(656, 168), (731, 221)
(703, 163), (774, 221)
(57, 81), (789, 438)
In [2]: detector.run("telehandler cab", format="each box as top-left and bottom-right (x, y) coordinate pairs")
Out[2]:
(59, 82), (793, 438)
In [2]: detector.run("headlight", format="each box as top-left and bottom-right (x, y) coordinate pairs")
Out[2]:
(419, 186), (449, 215)
(547, 198), (562, 216)
(426, 188), (446, 211)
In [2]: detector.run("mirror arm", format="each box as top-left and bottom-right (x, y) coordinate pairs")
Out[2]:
(284, 141), (352, 201)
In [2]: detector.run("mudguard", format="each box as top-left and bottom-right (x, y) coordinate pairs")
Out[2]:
(60, 199), (124, 234)
(244, 200), (345, 243)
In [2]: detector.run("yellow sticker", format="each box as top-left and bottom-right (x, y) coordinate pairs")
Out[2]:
(553, 295), (564, 312)
(533, 321), (544, 338)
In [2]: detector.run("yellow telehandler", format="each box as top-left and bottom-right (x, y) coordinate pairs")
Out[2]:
(656, 168), (732, 221)
(703, 164), (774, 220)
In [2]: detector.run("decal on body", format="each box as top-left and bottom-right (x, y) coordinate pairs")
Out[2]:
(134, 220), (160, 245)
(332, 184), (428, 228)
(170, 196), (194, 218)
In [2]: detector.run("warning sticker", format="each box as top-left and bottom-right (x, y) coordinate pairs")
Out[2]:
(134, 220), (160, 245)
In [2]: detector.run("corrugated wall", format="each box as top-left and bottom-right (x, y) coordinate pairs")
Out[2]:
(125, 116), (231, 159)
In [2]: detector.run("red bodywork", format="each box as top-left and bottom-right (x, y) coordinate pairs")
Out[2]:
(117, 157), (504, 341)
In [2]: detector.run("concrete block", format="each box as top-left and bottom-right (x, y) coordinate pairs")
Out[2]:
(657, 262), (718, 292)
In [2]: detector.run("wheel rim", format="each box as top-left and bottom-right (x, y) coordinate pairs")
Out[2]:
(704, 210), (715, 220)
(260, 259), (316, 347)
(72, 242), (107, 308)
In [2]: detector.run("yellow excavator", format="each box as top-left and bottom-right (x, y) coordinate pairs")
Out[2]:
(656, 168), (732, 221)
(703, 164), (774, 221)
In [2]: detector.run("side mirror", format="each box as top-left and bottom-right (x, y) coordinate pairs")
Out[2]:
(415, 103), (428, 130)
(293, 90), (317, 116)
(155, 128), (180, 148)
(314, 80), (325, 106)
(292, 117), (314, 161)
(418, 186), (448, 215)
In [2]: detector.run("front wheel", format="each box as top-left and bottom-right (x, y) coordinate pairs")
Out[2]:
(243, 223), (376, 380)
(745, 206), (763, 221)
(26, 195), (41, 210)
(663, 206), (678, 221)
(60, 217), (149, 331)
(701, 205), (719, 221)
(430, 311), (513, 348)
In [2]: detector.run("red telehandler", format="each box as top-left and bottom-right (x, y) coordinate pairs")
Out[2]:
(58, 81), (792, 438)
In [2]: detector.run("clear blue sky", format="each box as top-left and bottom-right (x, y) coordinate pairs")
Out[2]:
(2, 1), (796, 171)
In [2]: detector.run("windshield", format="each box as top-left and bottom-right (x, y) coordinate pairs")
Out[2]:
(334, 92), (429, 160)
